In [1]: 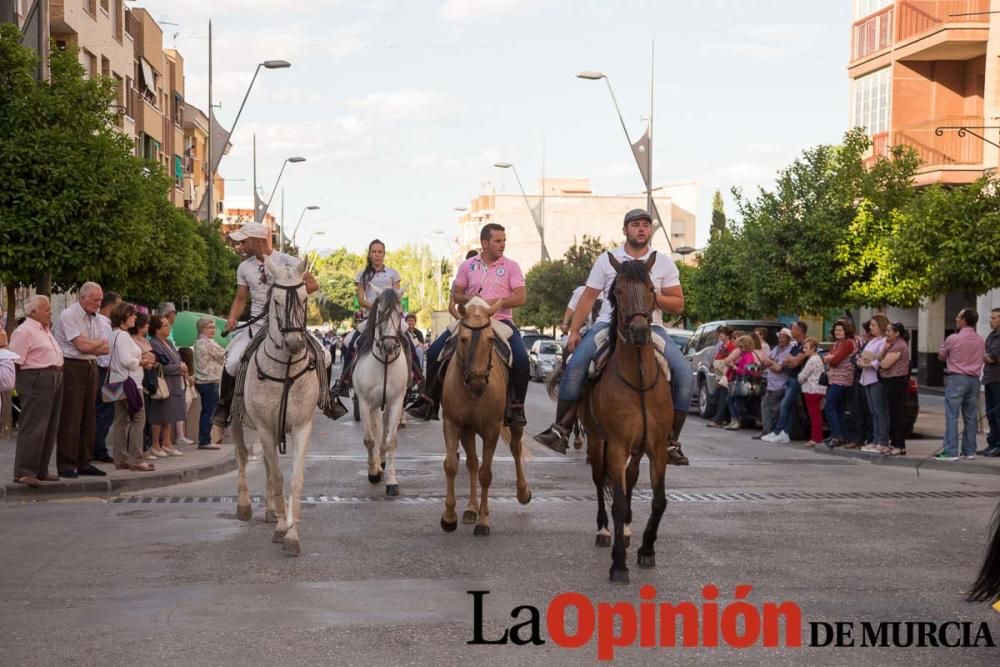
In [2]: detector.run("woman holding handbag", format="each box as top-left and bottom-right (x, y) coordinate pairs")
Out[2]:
(107, 303), (156, 471)
(799, 337), (827, 447)
(725, 335), (760, 430)
(148, 315), (187, 457)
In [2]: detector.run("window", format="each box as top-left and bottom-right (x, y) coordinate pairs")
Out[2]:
(100, 0), (109, 12)
(854, 0), (892, 20)
(101, 56), (110, 78)
(112, 0), (123, 42)
(84, 0), (97, 17)
(124, 75), (134, 118)
(82, 49), (97, 79)
(113, 74), (123, 127)
(141, 134), (161, 162)
(851, 67), (891, 136)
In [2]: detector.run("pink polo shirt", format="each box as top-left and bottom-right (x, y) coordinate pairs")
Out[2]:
(9, 317), (64, 369)
(939, 326), (985, 377)
(453, 254), (525, 321)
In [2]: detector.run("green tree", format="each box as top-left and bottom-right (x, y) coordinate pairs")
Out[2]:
(192, 220), (242, 314)
(686, 228), (756, 321)
(563, 235), (611, 285)
(517, 260), (578, 330)
(710, 189), (727, 238)
(0, 29), (153, 296)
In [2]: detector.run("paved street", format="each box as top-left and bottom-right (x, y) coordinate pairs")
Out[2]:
(2, 377), (999, 665)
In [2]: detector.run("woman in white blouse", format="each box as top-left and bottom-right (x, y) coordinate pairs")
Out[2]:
(108, 303), (156, 471)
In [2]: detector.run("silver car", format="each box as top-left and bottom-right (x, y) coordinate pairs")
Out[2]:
(529, 339), (563, 382)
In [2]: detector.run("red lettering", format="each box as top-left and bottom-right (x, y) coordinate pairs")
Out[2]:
(762, 602), (802, 647)
(639, 585), (656, 647)
(660, 602), (699, 647)
(702, 584), (719, 647)
(547, 592), (595, 649)
(597, 602), (637, 660)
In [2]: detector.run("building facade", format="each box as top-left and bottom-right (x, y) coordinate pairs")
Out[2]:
(849, 0), (1000, 384)
(452, 179), (697, 273)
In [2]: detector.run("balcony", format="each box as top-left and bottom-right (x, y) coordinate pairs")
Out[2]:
(892, 116), (984, 178)
(852, 5), (895, 62)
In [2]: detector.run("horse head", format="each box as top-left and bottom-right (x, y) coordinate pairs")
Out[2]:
(266, 256), (309, 355)
(455, 297), (501, 398)
(608, 252), (657, 347)
(372, 288), (404, 358)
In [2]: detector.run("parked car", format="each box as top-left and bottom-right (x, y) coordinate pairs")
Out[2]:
(529, 339), (563, 381)
(662, 327), (693, 351)
(520, 331), (554, 355)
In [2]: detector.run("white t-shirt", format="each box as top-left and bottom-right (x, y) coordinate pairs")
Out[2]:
(567, 286), (586, 311)
(355, 266), (401, 314)
(586, 245), (681, 325)
(236, 251), (302, 318)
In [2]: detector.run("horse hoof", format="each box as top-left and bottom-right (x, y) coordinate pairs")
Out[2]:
(282, 538), (300, 556)
(236, 505), (253, 522)
(368, 472), (382, 484)
(595, 534), (611, 548)
(440, 517), (458, 533)
(272, 529), (286, 543)
(264, 510), (277, 524)
(609, 569), (630, 585)
(385, 484), (399, 497)
(637, 552), (656, 569)
(461, 510), (478, 524)
(473, 524), (490, 537)
(518, 489), (531, 505)
(399, 422), (406, 429)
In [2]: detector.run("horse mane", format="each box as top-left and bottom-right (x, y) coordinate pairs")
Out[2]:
(607, 257), (653, 354)
(356, 289), (401, 357)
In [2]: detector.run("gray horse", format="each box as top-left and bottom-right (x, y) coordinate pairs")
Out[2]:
(233, 257), (320, 556)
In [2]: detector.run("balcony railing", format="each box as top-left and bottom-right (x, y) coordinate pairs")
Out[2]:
(852, 5), (894, 61)
(893, 116), (984, 166)
(896, 0), (990, 43)
(863, 131), (891, 167)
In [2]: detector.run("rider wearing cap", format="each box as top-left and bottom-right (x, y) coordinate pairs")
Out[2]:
(212, 222), (334, 433)
(534, 208), (694, 464)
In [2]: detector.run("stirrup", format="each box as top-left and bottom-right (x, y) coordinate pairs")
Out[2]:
(534, 424), (569, 454)
(324, 396), (348, 420)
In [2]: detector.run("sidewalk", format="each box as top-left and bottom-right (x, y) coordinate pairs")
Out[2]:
(1, 397), (238, 501)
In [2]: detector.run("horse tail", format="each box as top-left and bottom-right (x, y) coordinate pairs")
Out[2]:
(968, 500), (1000, 603)
(500, 426), (533, 461)
(545, 360), (564, 402)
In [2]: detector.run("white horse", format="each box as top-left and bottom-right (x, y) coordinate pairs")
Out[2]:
(352, 288), (409, 496)
(233, 257), (320, 556)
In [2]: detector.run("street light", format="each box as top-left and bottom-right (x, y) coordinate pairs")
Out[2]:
(257, 156), (306, 249)
(675, 245), (696, 256)
(205, 58), (291, 222)
(493, 161), (550, 261)
(291, 205), (320, 253)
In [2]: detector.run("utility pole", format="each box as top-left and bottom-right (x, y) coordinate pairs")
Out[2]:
(206, 19), (212, 224)
(647, 39), (654, 223)
(279, 188), (285, 252)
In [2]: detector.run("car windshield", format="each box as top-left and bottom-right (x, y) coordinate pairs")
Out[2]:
(539, 342), (561, 355)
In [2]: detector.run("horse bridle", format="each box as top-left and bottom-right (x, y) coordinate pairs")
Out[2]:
(267, 282), (307, 351)
(616, 277), (656, 345)
(371, 302), (403, 365)
(459, 319), (494, 388)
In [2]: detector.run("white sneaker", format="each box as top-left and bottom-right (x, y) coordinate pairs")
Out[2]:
(773, 431), (790, 443)
(961, 454), (976, 460)
(175, 437), (195, 446)
(761, 432), (778, 442)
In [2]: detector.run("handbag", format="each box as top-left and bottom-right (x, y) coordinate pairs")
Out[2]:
(150, 365), (170, 400)
(818, 371), (829, 387)
(101, 334), (126, 403)
(730, 377), (751, 398)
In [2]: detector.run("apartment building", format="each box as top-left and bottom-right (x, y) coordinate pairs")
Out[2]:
(452, 179), (697, 274)
(849, 0), (1000, 384)
(182, 101), (227, 218)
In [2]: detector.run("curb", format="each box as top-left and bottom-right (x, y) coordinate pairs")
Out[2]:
(766, 438), (1000, 476)
(1, 454), (238, 502)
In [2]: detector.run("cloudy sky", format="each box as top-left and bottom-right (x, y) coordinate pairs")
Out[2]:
(135, 0), (851, 255)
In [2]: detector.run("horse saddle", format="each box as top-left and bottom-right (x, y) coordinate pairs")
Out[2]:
(440, 319), (514, 368)
(587, 328), (672, 383)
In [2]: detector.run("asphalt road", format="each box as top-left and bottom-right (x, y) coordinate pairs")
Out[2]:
(2, 378), (999, 666)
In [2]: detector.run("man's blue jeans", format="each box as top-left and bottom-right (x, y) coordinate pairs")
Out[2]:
(557, 322), (693, 412)
(195, 382), (219, 446)
(94, 365), (114, 458)
(944, 374), (980, 456)
(772, 378), (801, 435)
(823, 383), (849, 441)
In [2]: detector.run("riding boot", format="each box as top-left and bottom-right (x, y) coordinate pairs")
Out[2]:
(667, 410), (690, 466)
(333, 369), (351, 398)
(533, 399), (577, 454)
(212, 370), (236, 428)
(406, 374), (440, 421)
(506, 402), (527, 428)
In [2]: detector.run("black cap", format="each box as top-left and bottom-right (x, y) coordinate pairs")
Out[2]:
(623, 208), (652, 225)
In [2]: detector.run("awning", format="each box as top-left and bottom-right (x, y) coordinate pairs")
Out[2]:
(139, 57), (156, 94)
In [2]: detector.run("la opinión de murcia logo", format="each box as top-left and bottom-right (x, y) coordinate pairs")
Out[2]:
(468, 586), (997, 660)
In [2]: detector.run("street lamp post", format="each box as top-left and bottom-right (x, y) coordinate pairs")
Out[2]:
(493, 162), (549, 261)
(205, 58), (290, 223)
(257, 156), (306, 250)
(291, 205), (320, 254)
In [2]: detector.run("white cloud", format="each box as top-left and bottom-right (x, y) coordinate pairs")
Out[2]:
(347, 89), (459, 122)
(438, 0), (534, 22)
(327, 22), (371, 58)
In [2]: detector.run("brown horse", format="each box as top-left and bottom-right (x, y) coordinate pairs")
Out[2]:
(579, 254), (673, 584)
(440, 297), (531, 536)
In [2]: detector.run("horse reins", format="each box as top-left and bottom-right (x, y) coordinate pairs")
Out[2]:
(369, 302), (404, 411)
(459, 319), (495, 390)
(613, 272), (659, 452)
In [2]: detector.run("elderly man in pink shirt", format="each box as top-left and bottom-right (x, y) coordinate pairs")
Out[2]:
(936, 307), (987, 461)
(408, 223), (528, 425)
(8, 295), (65, 487)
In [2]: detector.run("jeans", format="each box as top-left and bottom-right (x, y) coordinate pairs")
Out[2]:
(881, 375), (908, 451)
(772, 378), (801, 435)
(943, 374), (980, 457)
(94, 365), (114, 458)
(823, 383), (850, 441)
(557, 322), (694, 412)
(728, 392), (746, 425)
(711, 386), (730, 423)
(847, 380), (872, 445)
(425, 320), (529, 403)
(864, 381), (889, 446)
(985, 382), (999, 450)
(761, 388), (785, 435)
(195, 382), (219, 446)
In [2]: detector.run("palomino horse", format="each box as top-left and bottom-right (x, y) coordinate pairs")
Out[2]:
(232, 257), (320, 556)
(440, 297), (531, 536)
(969, 502), (1000, 605)
(352, 288), (409, 496)
(578, 254), (673, 583)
